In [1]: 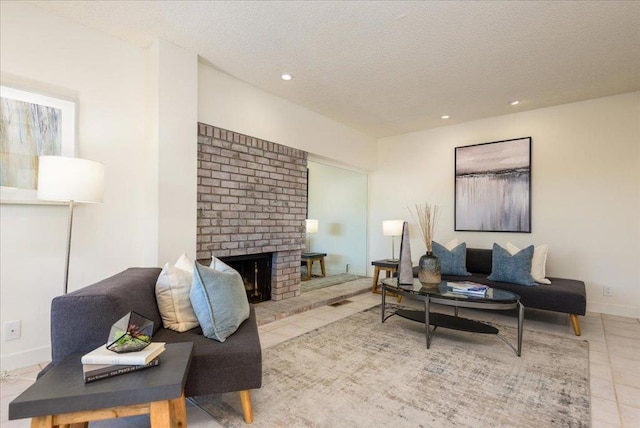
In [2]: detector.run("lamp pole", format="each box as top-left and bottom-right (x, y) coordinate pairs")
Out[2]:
(63, 200), (76, 295)
(391, 235), (396, 260)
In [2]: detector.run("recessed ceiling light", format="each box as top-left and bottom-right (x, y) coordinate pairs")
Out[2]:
(441, 115), (450, 119)
(510, 100), (520, 106)
(281, 73), (292, 81)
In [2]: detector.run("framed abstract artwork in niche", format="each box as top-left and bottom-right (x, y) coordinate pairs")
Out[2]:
(455, 137), (531, 233)
(0, 85), (77, 204)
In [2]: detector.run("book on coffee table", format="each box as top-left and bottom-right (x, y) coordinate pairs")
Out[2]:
(81, 342), (165, 365)
(82, 357), (160, 383)
(447, 281), (488, 295)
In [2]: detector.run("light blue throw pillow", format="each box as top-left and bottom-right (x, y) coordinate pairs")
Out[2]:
(432, 241), (472, 276)
(487, 243), (537, 286)
(189, 261), (250, 342)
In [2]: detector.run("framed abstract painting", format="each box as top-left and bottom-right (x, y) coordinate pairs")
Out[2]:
(0, 85), (77, 203)
(455, 137), (531, 233)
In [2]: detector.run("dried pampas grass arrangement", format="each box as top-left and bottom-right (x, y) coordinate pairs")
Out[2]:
(411, 202), (440, 253)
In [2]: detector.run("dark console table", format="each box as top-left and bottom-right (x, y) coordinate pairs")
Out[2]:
(9, 342), (193, 427)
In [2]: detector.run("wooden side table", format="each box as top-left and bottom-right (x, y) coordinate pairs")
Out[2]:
(371, 259), (402, 302)
(9, 342), (193, 428)
(301, 252), (327, 281)
(371, 259), (398, 293)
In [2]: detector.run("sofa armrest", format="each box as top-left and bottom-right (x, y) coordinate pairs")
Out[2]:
(50, 268), (162, 366)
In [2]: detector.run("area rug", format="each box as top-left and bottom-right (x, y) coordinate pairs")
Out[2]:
(300, 273), (364, 293)
(193, 305), (590, 427)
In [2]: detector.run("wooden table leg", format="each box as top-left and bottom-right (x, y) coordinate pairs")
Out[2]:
(372, 266), (381, 293)
(371, 267), (402, 302)
(150, 394), (186, 428)
(319, 257), (326, 277)
(387, 268), (403, 303)
(304, 259), (312, 280)
(239, 390), (254, 424)
(171, 393), (187, 427)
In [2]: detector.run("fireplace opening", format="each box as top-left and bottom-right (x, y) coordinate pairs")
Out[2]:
(218, 253), (272, 303)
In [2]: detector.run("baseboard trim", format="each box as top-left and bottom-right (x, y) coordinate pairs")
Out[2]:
(587, 302), (639, 319)
(0, 345), (50, 372)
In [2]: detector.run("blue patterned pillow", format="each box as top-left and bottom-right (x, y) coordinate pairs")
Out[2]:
(189, 261), (250, 342)
(432, 241), (472, 276)
(487, 243), (537, 286)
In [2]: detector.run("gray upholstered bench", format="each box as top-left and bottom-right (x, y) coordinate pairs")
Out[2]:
(439, 248), (587, 336)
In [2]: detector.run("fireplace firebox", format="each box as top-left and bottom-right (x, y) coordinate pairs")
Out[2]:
(218, 253), (272, 303)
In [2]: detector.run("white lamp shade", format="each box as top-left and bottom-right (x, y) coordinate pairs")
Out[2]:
(383, 220), (404, 236)
(305, 219), (319, 234)
(37, 156), (105, 203)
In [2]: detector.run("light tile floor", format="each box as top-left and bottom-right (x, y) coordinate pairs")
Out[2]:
(1, 291), (638, 427)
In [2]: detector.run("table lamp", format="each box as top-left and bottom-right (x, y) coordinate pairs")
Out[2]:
(37, 156), (105, 294)
(382, 220), (404, 261)
(305, 219), (318, 252)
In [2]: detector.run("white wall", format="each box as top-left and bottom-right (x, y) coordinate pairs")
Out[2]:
(0, 2), (156, 369)
(198, 65), (378, 172)
(0, 3), (200, 370)
(151, 40), (198, 265)
(370, 92), (640, 318)
(307, 161), (368, 276)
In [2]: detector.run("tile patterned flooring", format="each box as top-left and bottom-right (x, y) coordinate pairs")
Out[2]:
(1, 288), (638, 427)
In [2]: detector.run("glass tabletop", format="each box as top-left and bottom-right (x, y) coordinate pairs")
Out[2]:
(381, 277), (520, 303)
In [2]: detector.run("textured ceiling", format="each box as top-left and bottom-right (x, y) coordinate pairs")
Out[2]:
(29, 1), (640, 137)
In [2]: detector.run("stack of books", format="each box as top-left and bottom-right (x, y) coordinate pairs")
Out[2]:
(447, 281), (489, 296)
(81, 342), (165, 383)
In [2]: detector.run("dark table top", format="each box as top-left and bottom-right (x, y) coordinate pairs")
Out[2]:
(9, 342), (193, 420)
(301, 252), (327, 259)
(371, 259), (399, 268)
(382, 278), (520, 303)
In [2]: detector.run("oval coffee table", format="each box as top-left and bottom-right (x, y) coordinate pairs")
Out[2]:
(382, 278), (524, 356)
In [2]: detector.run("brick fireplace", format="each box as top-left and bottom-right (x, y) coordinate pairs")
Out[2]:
(196, 123), (308, 301)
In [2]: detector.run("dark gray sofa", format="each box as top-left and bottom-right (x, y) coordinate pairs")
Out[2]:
(417, 248), (587, 336)
(41, 267), (262, 423)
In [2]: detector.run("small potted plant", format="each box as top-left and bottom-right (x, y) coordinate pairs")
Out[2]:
(106, 312), (153, 353)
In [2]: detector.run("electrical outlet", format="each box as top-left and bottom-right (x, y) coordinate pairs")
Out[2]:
(603, 286), (614, 297)
(5, 320), (21, 341)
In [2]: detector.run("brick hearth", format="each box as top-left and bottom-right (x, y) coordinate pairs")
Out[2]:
(196, 123), (308, 300)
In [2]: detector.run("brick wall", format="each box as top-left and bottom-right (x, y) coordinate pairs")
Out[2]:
(196, 123), (308, 300)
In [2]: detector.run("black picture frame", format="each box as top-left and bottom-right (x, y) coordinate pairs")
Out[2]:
(454, 137), (532, 233)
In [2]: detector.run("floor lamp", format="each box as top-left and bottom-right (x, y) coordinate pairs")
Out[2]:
(382, 220), (404, 261)
(37, 156), (105, 295)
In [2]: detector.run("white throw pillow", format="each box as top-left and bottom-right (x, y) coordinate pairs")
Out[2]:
(210, 256), (235, 271)
(155, 254), (200, 332)
(443, 239), (460, 251)
(505, 242), (551, 284)
(174, 253), (193, 273)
